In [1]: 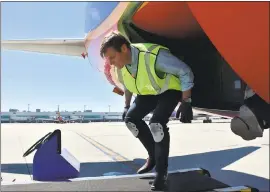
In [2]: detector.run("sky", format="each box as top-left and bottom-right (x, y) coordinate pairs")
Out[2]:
(1, 2), (125, 113)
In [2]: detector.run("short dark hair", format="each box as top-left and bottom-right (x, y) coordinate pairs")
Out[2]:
(100, 31), (131, 58)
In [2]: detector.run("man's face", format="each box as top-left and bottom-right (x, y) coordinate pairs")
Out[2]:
(104, 44), (130, 69)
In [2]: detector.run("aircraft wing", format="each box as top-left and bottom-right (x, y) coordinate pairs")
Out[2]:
(1, 38), (86, 57)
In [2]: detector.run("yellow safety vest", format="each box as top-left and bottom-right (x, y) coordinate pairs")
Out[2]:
(117, 43), (181, 95)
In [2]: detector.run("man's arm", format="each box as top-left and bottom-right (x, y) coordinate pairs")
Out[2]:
(117, 68), (133, 107)
(124, 86), (133, 107)
(182, 88), (192, 101)
(155, 49), (194, 101)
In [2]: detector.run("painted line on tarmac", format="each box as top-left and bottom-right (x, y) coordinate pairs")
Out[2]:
(73, 131), (142, 173)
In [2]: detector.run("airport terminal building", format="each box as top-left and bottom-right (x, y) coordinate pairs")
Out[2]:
(0, 111), (123, 123)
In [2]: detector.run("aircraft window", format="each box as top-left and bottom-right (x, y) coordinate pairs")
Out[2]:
(84, 2), (119, 33)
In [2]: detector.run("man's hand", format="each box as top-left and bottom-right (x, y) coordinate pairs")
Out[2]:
(176, 100), (193, 123)
(122, 105), (130, 121)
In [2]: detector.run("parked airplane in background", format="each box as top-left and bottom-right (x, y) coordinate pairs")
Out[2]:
(2, 2), (269, 140)
(34, 116), (56, 123)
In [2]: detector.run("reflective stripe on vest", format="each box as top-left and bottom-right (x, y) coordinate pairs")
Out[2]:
(145, 44), (162, 93)
(121, 43), (181, 95)
(144, 44), (178, 94)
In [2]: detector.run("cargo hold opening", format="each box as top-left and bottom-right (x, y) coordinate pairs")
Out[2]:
(121, 22), (245, 110)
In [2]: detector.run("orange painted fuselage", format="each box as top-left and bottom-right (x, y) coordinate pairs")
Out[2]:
(131, 2), (269, 103)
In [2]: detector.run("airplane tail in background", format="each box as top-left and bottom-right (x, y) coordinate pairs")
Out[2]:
(1, 38), (86, 58)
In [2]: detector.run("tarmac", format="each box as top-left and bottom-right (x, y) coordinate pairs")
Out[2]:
(1, 120), (269, 191)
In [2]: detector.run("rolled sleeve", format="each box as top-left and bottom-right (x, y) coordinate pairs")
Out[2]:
(155, 49), (194, 91)
(178, 68), (194, 91)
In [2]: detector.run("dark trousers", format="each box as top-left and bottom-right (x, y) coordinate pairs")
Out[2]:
(124, 90), (182, 174)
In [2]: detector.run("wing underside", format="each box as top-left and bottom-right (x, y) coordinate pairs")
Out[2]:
(1, 38), (86, 57)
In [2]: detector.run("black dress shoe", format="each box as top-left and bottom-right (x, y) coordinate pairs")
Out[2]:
(137, 157), (155, 174)
(150, 172), (168, 191)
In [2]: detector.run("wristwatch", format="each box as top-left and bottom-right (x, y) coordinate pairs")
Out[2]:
(182, 98), (192, 103)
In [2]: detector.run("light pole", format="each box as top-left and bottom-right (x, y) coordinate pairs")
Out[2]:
(57, 105), (60, 112)
(84, 105), (86, 112)
(108, 105), (111, 112)
(28, 104), (30, 112)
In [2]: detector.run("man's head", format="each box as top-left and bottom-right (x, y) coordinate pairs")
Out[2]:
(100, 31), (131, 69)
